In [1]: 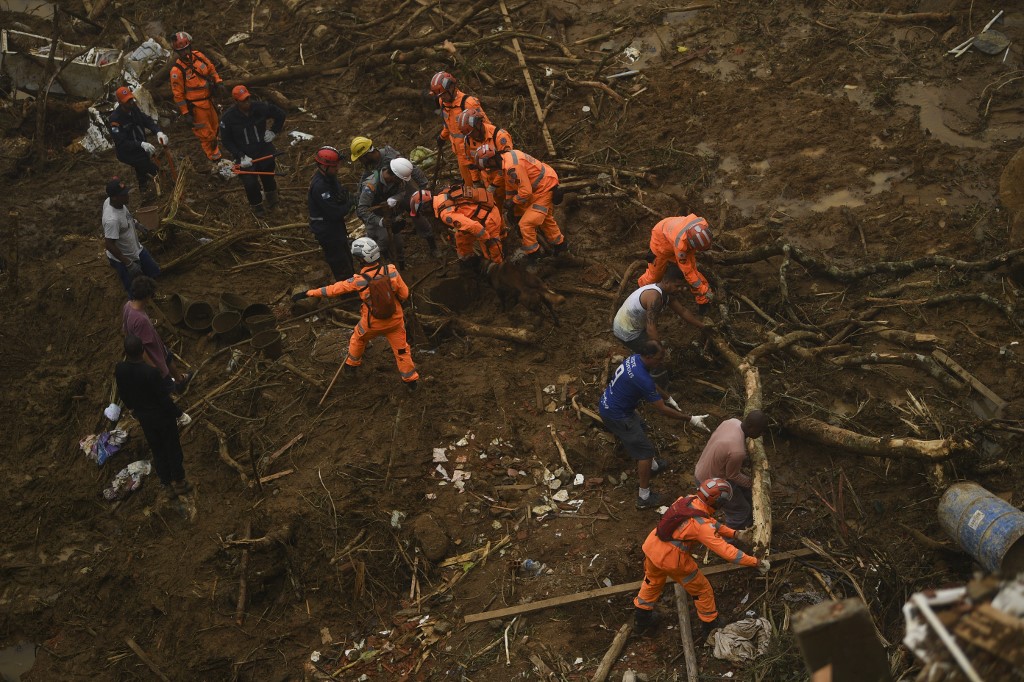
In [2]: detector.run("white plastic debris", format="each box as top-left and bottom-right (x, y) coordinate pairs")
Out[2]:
(226, 32), (250, 45)
(78, 108), (114, 153)
(435, 464), (450, 480)
(543, 384), (557, 395)
(623, 46), (641, 62)
(289, 131), (314, 145)
(552, 490), (570, 502)
(548, 479), (562, 490)
(425, 493), (437, 500)
(993, 574), (1024, 617)
(310, 651), (321, 663)
(574, 657), (583, 665)
(454, 437), (469, 447)
(102, 460), (151, 500)
(432, 447), (448, 463)
(602, 578), (613, 587)
(573, 473), (584, 486)
(390, 510), (406, 528)
(104, 403), (121, 422)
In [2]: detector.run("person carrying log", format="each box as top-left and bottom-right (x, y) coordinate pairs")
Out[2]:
(598, 340), (708, 509)
(292, 238), (419, 391)
(694, 411), (769, 530)
(350, 136), (429, 185)
(613, 266), (706, 355)
(633, 478), (769, 636)
(356, 157), (436, 269)
(637, 215), (714, 313)
(219, 85), (286, 218)
(430, 71), (490, 187)
(458, 108), (513, 210)
(168, 31), (224, 165)
(408, 186), (504, 269)
(308, 146), (355, 281)
(108, 86), (169, 202)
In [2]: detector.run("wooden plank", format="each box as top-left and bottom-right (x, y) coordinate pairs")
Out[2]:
(591, 622), (632, 682)
(464, 548), (814, 624)
(954, 603), (1024, 668)
(931, 349), (1007, 411)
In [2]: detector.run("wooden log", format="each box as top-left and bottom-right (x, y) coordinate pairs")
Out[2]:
(419, 313), (537, 344)
(591, 622), (632, 682)
(872, 329), (939, 348)
(931, 350), (1007, 414)
(259, 469), (294, 484)
(124, 637), (171, 682)
(498, 0), (556, 156)
(552, 284), (616, 300)
(673, 584), (699, 682)
(830, 352), (963, 392)
(785, 416), (970, 460)
(161, 223), (308, 274)
(742, 364), (772, 556)
(853, 10), (954, 22)
(203, 423), (249, 483)
(608, 260), (648, 324)
(463, 548), (815, 624)
(279, 361), (325, 389)
(236, 521), (251, 625)
(550, 425), (574, 474)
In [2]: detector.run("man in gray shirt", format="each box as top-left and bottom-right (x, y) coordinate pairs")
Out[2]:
(102, 178), (160, 292)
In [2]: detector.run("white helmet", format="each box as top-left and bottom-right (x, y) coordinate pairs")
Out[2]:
(351, 237), (380, 263)
(389, 157), (414, 182)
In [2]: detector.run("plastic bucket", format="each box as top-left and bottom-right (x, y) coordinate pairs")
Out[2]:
(212, 310), (246, 344)
(184, 300), (214, 332)
(242, 303), (272, 321)
(219, 292), (249, 313)
(252, 329), (284, 360)
(245, 313), (277, 334)
(165, 293), (188, 325)
(938, 481), (1024, 574)
(136, 205), (161, 232)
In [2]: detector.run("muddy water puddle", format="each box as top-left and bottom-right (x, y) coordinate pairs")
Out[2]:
(0, 641), (35, 682)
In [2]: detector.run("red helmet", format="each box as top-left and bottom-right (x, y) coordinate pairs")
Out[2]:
(697, 478), (733, 508)
(114, 86), (135, 105)
(172, 31), (192, 51)
(429, 71), (456, 96)
(472, 143), (497, 168)
(685, 221), (712, 251)
(231, 85), (251, 102)
(315, 146), (341, 169)
(457, 107), (483, 135)
(409, 190), (433, 217)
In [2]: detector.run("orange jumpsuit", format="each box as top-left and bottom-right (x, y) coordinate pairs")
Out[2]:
(465, 123), (513, 212)
(437, 90), (490, 186)
(431, 187), (504, 264)
(637, 215), (711, 303)
(633, 497), (757, 623)
(501, 149), (565, 255)
(306, 263), (418, 383)
(169, 50), (223, 161)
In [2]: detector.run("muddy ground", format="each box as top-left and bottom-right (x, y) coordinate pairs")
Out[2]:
(2, 0), (1023, 680)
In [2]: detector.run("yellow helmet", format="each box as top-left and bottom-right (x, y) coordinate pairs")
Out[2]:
(350, 136), (373, 162)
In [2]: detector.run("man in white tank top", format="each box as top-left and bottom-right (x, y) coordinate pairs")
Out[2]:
(612, 266), (705, 353)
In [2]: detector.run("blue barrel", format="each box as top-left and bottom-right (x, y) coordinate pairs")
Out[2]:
(938, 482), (1024, 574)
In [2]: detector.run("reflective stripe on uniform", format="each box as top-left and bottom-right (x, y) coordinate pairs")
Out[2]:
(731, 550), (747, 564)
(400, 368), (417, 378)
(634, 597), (657, 609)
(671, 216), (706, 253)
(531, 164), (546, 189)
(530, 203), (548, 214)
(679, 567), (700, 584)
(320, 287), (329, 297)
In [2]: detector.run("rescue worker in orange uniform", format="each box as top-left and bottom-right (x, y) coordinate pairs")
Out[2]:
(292, 238), (419, 390)
(633, 478), (769, 636)
(637, 215), (714, 313)
(168, 31), (224, 162)
(430, 71), (490, 187)
(458, 108), (513, 212)
(409, 187), (503, 267)
(473, 144), (567, 262)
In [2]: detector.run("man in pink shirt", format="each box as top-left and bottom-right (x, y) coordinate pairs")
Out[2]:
(122, 276), (190, 393)
(693, 411), (769, 529)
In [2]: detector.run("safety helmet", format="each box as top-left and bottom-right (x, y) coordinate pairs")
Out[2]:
(389, 157), (414, 182)
(472, 143), (497, 168)
(456, 107), (484, 135)
(172, 31), (192, 51)
(685, 221), (713, 251)
(231, 85), (251, 102)
(314, 146), (342, 169)
(697, 478), (733, 508)
(351, 237), (380, 263)
(429, 71), (457, 96)
(409, 190), (433, 217)
(114, 86), (135, 105)
(350, 136), (373, 162)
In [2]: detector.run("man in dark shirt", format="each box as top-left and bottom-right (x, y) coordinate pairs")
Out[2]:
(308, 146), (354, 280)
(108, 86), (168, 198)
(115, 334), (193, 500)
(219, 84), (286, 217)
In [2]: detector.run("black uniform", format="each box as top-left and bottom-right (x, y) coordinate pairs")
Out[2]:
(308, 170), (355, 281)
(108, 104), (163, 190)
(219, 100), (286, 208)
(114, 359), (185, 486)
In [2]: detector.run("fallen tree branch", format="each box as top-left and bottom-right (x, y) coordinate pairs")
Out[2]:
(865, 292), (1020, 328)
(830, 352), (963, 393)
(203, 422), (250, 483)
(591, 622), (632, 682)
(785, 417), (971, 460)
(853, 10), (955, 22)
(161, 223), (307, 274)
(499, 0), (557, 156)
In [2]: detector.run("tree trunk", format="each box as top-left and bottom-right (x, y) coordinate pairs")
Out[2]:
(785, 417), (970, 460)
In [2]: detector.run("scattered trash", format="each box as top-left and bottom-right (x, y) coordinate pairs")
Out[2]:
(602, 577), (613, 587)
(582, 105), (592, 113)
(552, 489), (570, 502)
(102, 460), (151, 500)
(310, 651), (321, 663)
(289, 130), (314, 145)
(573, 473), (585, 486)
(783, 589), (826, 605)
(1, 29), (122, 98)
(73, 108), (115, 153)
(124, 39), (169, 81)
(103, 403), (121, 422)
(80, 429), (128, 466)
(708, 617), (772, 663)
(225, 32), (250, 46)
(390, 510), (406, 528)
(432, 447), (448, 463)
(623, 46), (641, 62)
(521, 559), (545, 576)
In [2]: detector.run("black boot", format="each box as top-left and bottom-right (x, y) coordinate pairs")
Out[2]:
(700, 616), (727, 638)
(634, 608), (658, 635)
(425, 235), (438, 257)
(251, 203), (267, 218)
(265, 190), (279, 209)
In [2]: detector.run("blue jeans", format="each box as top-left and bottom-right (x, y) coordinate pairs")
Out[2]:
(108, 247), (160, 292)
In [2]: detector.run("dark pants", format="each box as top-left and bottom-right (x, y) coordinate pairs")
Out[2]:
(138, 413), (185, 485)
(698, 479), (752, 529)
(315, 230), (354, 281)
(108, 247), (160, 293)
(601, 412), (657, 461)
(240, 158), (277, 206)
(117, 149), (158, 190)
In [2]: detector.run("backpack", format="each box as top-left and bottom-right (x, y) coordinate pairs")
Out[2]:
(655, 495), (707, 541)
(363, 268), (397, 320)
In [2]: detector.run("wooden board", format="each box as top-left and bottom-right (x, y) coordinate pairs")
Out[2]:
(953, 603), (1024, 668)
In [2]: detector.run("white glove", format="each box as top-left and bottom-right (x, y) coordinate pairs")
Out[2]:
(263, 130), (276, 143)
(386, 197), (399, 208)
(689, 414), (710, 432)
(757, 558), (770, 575)
(141, 142), (156, 156)
(176, 412), (192, 427)
(666, 396), (681, 411)
(156, 132), (169, 146)
(240, 155), (253, 169)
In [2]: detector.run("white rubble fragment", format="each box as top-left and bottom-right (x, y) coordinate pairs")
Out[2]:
(289, 130), (314, 145)
(390, 510), (406, 528)
(552, 490), (569, 502)
(226, 32), (250, 45)
(432, 447), (448, 463)
(435, 464), (450, 480)
(454, 437), (469, 447)
(543, 384), (556, 394)
(573, 473), (585, 486)
(310, 651), (321, 662)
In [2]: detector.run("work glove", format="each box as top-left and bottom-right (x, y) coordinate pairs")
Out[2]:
(735, 529), (753, 544)
(141, 142), (156, 156)
(291, 292), (309, 302)
(176, 412), (192, 427)
(696, 302), (712, 316)
(688, 414), (710, 432)
(239, 155), (253, 169)
(126, 261), (144, 280)
(156, 132), (169, 146)
(665, 396), (681, 411)
(757, 559), (771, 575)
(386, 196), (399, 208)
(263, 129), (276, 143)
(435, 135), (446, 148)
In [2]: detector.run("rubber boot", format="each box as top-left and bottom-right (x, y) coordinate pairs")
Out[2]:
(406, 380), (418, 392)
(251, 203), (267, 218)
(425, 235), (438, 258)
(343, 364), (358, 377)
(265, 190), (279, 209)
(552, 240), (569, 257)
(701, 616), (727, 638)
(634, 608), (658, 635)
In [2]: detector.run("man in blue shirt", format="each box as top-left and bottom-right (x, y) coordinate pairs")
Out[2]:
(599, 340), (708, 509)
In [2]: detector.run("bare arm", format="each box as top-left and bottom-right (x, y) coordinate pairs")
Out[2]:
(667, 296), (705, 329)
